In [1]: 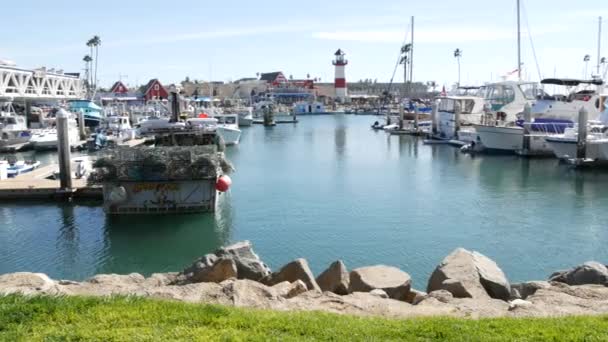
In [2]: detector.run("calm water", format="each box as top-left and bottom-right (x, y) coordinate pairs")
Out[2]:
(2, 115), (608, 287)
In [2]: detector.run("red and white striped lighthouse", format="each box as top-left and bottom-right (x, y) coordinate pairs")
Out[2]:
(332, 49), (348, 100)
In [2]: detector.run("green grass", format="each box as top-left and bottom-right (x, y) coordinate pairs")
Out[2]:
(1, 295), (608, 341)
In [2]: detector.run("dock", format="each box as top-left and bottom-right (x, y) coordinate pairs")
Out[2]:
(0, 164), (102, 200)
(253, 119), (298, 125)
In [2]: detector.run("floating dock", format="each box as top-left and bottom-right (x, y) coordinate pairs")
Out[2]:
(0, 164), (101, 200)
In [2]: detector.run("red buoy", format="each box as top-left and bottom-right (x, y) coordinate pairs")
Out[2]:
(216, 175), (232, 192)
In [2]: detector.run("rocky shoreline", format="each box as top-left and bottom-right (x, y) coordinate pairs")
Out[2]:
(2, 241), (608, 318)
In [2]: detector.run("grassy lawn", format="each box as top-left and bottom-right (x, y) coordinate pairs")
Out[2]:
(1, 295), (608, 341)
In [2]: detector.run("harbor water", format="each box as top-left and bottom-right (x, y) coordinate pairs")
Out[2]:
(2, 115), (608, 287)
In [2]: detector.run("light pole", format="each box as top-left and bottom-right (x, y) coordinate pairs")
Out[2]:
(584, 54), (591, 78)
(454, 49), (462, 87)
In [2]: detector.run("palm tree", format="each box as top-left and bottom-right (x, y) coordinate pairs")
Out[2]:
(82, 55), (92, 93)
(90, 36), (101, 91)
(583, 54), (591, 78)
(454, 49), (462, 86)
(86, 39), (94, 87)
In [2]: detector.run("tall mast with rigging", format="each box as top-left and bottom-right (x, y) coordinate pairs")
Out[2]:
(517, 0), (522, 81)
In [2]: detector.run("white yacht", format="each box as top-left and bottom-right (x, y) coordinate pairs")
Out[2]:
(435, 87), (486, 143)
(545, 96), (608, 160)
(30, 114), (81, 151)
(473, 79), (605, 154)
(0, 102), (31, 149)
(471, 81), (538, 152)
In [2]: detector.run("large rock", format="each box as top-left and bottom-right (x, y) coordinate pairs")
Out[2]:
(511, 281), (551, 299)
(177, 241), (270, 284)
(221, 279), (285, 309)
(272, 280), (308, 298)
(214, 241), (271, 281)
(549, 261), (608, 286)
(269, 258), (321, 292)
(187, 258), (237, 283)
(86, 273), (145, 286)
(349, 265), (411, 301)
(315, 260), (349, 295)
(0, 272), (57, 295)
(427, 248), (510, 300)
(471, 251), (511, 300)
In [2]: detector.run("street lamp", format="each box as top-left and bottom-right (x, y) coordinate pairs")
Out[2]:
(454, 49), (462, 87)
(584, 54), (591, 78)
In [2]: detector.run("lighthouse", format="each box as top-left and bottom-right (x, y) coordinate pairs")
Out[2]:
(332, 49), (348, 101)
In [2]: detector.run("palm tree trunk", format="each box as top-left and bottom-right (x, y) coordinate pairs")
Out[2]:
(94, 46), (99, 91)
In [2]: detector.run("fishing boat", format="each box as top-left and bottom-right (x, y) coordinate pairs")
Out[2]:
(213, 114), (241, 145)
(69, 100), (103, 127)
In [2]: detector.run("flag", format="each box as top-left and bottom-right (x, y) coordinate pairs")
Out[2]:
(506, 68), (519, 76)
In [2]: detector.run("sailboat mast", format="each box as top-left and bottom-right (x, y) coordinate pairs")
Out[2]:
(517, 0), (521, 81)
(409, 16), (414, 97)
(598, 16), (603, 76)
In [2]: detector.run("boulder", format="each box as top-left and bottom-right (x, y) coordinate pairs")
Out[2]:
(427, 248), (510, 300)
(222, 279), (284, 309)
(471, 251), (511, 300)
(511, 281), (551, 299)
(272, 280), (308, 299)
(549, 261), (608, 286)
(349, 265), (411, 301)
(144, 273), (179, 287)
(369, 289), (389, 299)
(187, 258), (237, 283)
(0, 272), (56, 295)
(86, 273), (145, 286)
(315, 260), (349, 295)
(269, 258), (321, 292)
(427, 290), (453, 303)
(405, 289), (427, 305)
(214, 241), (271, 281)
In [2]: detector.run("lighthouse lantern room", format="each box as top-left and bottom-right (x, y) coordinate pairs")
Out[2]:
(332, 49), (348, 101)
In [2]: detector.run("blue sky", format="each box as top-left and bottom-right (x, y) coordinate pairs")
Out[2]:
(2, 0), (608, 88)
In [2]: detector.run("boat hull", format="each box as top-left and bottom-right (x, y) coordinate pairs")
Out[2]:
(475, 125), (524, 152)
(545, 137), (602, 160)
(217, 127), (241, 145)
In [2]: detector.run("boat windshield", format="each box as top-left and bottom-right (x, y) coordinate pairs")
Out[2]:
(519, 83), (538, 100)
(485, 85), (515, 110)
(224, 117), (237, 125)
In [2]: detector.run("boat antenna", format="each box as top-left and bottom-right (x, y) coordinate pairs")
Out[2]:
(517, 0), (522, 81)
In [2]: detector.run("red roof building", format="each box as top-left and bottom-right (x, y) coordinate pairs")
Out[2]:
(109, 81), (129, 94)
(143, 79), (168, 100)
(259, 72), (287, 86)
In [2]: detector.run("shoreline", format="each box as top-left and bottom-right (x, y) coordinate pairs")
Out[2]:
(2, 241), (608, 319)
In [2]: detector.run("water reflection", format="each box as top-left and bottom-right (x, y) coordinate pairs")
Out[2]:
(98, 200), (233, 275)
(56, 204), (79, 274)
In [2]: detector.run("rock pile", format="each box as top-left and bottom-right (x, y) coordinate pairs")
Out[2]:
(2, 242), (608, 319)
